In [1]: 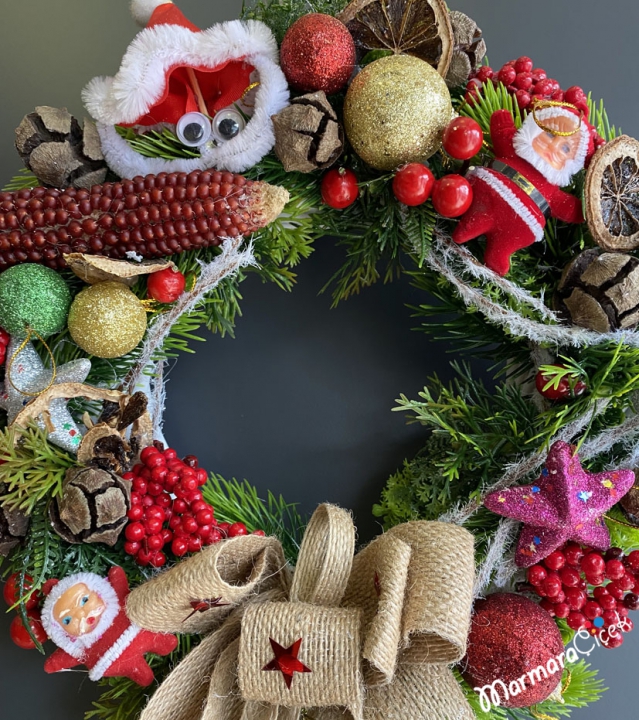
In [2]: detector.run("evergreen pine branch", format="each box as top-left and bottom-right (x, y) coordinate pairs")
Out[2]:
(242, 0), (349, 42)
(0, 425), (76, 513)
(458, 81), (525, 138)
(115, 126), (201, 160)
(2, 168), (39, 191)
(604, 505), (639, 551)
(203, 475), (305, 563)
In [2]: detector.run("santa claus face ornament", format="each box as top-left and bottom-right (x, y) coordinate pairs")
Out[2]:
(83, 1), (290, 177)
(53, 582), (106, 637)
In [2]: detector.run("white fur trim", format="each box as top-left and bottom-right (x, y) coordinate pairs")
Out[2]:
(513, 107), (590, 187)
(130, 0), (171, 27)
(41, 572), (120, 660)
(470, 167), (545, 243)
(83, 20), (289, 176)
(88, 624), (142, 681)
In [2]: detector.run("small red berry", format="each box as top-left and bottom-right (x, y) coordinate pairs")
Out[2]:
(132, 477), (148, 494)
(252, 529), (266, 537)
(127, 505), (144, 522)
(551, 90), (565, 102)
(140, 446), (160, 463)
(606, 559), (626, 580)
(147, 267), (186, 304)
(125, 522), (146, 543)
(392, 163), (435, 206)
(321, 168), (359, 210)
(196, 509), (214, 526)
(514, 73), (533, 91)
(218, 522), (230, 537)
(554, 602), (570, 618)
(535, 365), (586, 401)
(229, 522), (248, 537)
(585, 573), (605, 587)
(207, 529), (224, 544)
(137, 548), (153, 566)
(514, 56), (533, 73)
(514, 90), (531, 109)
(528, 564), (548, 586)
(149, 551), (166, 568)
(544, 573), (563, 597)
(564, 543), (584, 566)
(560, 567), (580, 587)
(442, 118), (484, 161)
(581, 553), (606, 576)
(565, 587), (587, 610)
(534, 79), (555, 97)
(3, 574), (39, 610)
(498, 66), (517, 85)
(600, 627), (624, 649)
(10, 614), (47, 650)
(475, 66), (494, 83)
(532, 68), (547, 83)
(144, 517), (163, 535)
(431, 175), (473, 218)
(544, 551), (566, 571)
(584, 600), (603, 620)
(539, 598), (556, 616)
(627, 550), (639, 572)
(600, 594), (617, 611)
(173, 499), (188, 514)
(188, 536), (203, 553)
(146, 534), (165, 551)
(163, 448), (178, 460)
(607, 580), (626, 600)
(182, 516), (199, 535)
(161, 528), (173, 544)
(624, 593), (639, 611)
(197, 469), (208, 486)
(172, 537), (189, 556)
(566, 611), (587, 631)
(619, 573), (636, 591)
(124, 541), (141, 555)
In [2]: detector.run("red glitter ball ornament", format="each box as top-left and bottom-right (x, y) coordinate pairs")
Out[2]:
(463, 593), (564, 708)
(280, 13), (356, 95)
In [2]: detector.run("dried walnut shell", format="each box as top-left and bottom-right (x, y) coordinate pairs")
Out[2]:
(49, 467), (131, 546)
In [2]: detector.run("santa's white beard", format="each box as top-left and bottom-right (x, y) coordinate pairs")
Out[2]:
(512, 110), (589, 187)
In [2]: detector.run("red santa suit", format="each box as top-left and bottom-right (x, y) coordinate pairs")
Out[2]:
(452, 106), (596, 276)
(41, 567), (177, 686)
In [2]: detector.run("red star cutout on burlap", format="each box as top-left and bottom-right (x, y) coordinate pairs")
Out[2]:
(262, 638), (312, 689)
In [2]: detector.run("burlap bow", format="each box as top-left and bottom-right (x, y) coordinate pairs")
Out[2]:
(126, 505), (476, 720)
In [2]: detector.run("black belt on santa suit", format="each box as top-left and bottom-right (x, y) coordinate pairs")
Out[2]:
(490, 159), (551, 217)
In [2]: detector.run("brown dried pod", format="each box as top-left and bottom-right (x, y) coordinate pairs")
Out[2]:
(15, 106), (107, 189)
(620, 478), (639, 526)
(49, 467), (131, 546)
(65, 253), (176, 287)
(338, 0), (454, 77)
(445, 11), (487, 88)
(0, 485), (29, 557)
(586, 135), (639, 251)
(272, 92), (344, 173)
(556, 249), (639, 332)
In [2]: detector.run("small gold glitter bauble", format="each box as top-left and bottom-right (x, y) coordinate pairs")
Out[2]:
(68, 281), (147, 359)
(344, 55), (453, 171)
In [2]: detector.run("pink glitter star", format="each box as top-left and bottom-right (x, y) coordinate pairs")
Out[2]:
(484, 441), (635, 568)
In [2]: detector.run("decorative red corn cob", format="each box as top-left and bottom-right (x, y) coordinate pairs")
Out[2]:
(0, 170), (289, 270)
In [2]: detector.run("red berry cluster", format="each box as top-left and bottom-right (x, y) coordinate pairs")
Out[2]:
(123, 446), (261, 568)
(0, 327), (9, 365)
(535, 364), (587, 402)
(524, 543), (639, 648)
(3, 574), (47, 650)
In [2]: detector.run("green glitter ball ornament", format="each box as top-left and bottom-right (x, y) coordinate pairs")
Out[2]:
(0, 264), (71, 338)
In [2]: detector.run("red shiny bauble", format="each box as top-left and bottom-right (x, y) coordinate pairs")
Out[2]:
(535, 365), (587, 401)
(392, 164), (435, 206)
(10, 613), (47, 650)
(3, 574), (39, 610)
(442, 118), (484, 160)
(431, 175), (473, 218)
(463, 594), (564, 708)
(280, 13), (356, 95)
(321, 168), (359, 209)
(147, 267), (186, 304)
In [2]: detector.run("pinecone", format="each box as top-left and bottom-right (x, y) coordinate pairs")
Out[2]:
(0, 487), (29, 556)
(272, 92), (344, 173)
(556, 249), (639, 332)
(445, 11), (487, 88)
(620, 481), (639, 526)
(49, 467), (131, 546)
(0, 170), (289, 270)
(15, 106), (108, 189)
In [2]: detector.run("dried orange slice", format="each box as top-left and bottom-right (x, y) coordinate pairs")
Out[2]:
(338, 0), (454, 78)
(586, 135), (639, 251)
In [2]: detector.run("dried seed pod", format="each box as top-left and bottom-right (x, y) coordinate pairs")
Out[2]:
(15, 106), (107, 189)
(272, 92), (344, 173)
(49, 467), (131, 546)
(0, 485), (29, 556)
(586, 135), (639, 251)
(556, 249), (639, 332)
(0, 170), (289, 271)
(446, 11), (487, 88)
(620, 479), (639, 526)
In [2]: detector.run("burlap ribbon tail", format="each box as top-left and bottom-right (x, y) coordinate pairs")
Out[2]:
(126, 504), (476, 720)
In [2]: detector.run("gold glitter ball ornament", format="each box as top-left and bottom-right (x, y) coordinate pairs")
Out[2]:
(344, 55), (453, 171)
(68, 281), (147, 359)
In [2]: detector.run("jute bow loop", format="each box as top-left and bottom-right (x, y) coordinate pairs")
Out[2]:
(127, 504), (476, 720)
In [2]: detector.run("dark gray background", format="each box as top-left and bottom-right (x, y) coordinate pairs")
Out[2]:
(1, 1), (638, 718)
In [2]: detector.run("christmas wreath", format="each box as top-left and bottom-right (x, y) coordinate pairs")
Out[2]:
(2, 1), (639, 719)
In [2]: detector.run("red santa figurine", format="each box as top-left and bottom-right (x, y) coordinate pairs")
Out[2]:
(41, 567), (177, 686)
(452, 103), (600, 276)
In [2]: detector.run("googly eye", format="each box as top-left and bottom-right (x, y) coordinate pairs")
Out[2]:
(212, 108), (246, 143)
(176, 112), (212, 147)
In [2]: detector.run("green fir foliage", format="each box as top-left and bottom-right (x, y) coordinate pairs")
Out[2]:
(242, 0), (349, 42)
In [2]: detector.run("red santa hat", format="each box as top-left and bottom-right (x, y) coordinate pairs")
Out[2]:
(83, 1), (289, 177)
(513, 103), (596, 187)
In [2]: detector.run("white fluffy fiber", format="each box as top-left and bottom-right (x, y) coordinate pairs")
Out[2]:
(83, 20), (289, 176)
(130, 0), (170, 27)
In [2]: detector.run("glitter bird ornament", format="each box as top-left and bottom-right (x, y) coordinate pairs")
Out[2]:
(484, 441), (635, 568)
(0, 337), (90, 453)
